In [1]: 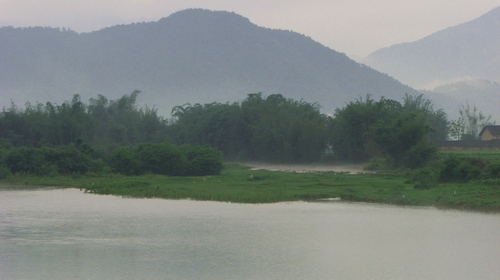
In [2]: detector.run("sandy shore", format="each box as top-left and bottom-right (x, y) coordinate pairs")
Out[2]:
(236, 162), (370, 173)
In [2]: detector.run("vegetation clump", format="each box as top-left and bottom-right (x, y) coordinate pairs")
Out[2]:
(2, 92), (500, 211)
(108, 142), (223, 176)
(329, 94), (445, 168)
(0, 141), (223, 177)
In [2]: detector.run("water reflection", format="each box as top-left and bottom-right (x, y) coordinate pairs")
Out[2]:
(1, 188), (499, 279)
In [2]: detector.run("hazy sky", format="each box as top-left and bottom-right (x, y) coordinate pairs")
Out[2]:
(1, 0), (499, 58)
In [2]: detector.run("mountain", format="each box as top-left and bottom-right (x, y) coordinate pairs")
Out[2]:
(363, 6), (500, 89)
(432, 79), (500, 121)
(0, 9), (421, 116)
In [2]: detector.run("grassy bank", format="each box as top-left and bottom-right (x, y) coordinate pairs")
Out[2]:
(1, 163), (500, 211)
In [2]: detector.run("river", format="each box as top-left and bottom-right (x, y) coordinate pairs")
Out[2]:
(1, 187), (499, 279)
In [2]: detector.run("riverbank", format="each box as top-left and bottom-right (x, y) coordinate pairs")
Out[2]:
(1, 163), (499, 212)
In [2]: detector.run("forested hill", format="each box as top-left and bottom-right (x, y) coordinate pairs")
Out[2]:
(0, 9), (419, 116)
(363, 6), (500, 89)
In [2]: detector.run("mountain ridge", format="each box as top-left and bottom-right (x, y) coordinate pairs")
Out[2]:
(1, 9), (421, 116)
(363, 6), (500, 89)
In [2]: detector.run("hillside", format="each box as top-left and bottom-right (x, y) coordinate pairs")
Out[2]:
(432, 79), (500, 121)
(0, 9), (421, 116)
(363, 6), (500, 89)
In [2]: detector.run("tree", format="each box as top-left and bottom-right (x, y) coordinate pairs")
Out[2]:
(371, 113), (436, 168)
(170, 93), (328, 163)
(0, 92), (172, 150)
(402, 94), (449, 142)
(449, 119), (465, 141)
(329, 95), (401, 162)
(329, 95), (438, 168)
(455, 102), (494, 140)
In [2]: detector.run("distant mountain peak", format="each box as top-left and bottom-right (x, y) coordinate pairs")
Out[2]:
(1, 9), (419, 116)
(159, 8), (252, 27)
(363, 6), (500, 89)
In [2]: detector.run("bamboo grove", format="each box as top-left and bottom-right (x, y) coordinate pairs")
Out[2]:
(0, 91), (450, 177)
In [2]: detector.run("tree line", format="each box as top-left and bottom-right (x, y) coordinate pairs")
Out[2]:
(0, 90), (170, 149)
(0, 91), (454, 177)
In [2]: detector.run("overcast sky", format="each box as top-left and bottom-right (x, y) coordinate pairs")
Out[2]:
(1, 0), (499, 58)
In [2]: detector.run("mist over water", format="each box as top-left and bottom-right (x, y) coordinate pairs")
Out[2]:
(1, 188), (499, 279)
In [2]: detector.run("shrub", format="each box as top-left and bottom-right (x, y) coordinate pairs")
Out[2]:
(402, 140), (438, 169)
(88, 159), (111, 174)
(439, 156), (485, 182)
(108, 142), (223, 176)
(107, 146), (142, 175)
(364, 157), (389, 170)
(408, 167), (438, 189)
(0, 165), (11, 179)
(486, 161), (500, 178)
(136, 142), (185, 176)
(180, 144), (224, 176)
(44, 145), (93, 174)
(5, 147), (47, 175)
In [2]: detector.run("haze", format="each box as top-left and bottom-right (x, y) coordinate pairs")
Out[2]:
(1, 0), (499, 58)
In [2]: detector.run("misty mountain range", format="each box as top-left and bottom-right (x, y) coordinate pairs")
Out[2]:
(364, 6), (500, 89)
(0, 7), (498, 120)
(1, 9), (419, 116)
(364, 6), (500, 120)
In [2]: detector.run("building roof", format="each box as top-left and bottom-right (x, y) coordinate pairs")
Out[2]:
(479, 125), (500, 136)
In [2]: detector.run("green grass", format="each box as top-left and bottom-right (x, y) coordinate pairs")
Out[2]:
(439, 150), (500, 161)
(1, 163), (500, 211)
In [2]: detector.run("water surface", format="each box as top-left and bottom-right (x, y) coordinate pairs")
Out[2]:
(1, 188), (499, 279)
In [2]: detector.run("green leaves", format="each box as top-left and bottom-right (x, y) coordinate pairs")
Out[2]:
(107, 142), (223, 176)
(330, 95), (440, 168)
(0, 91), (171, 149)
(3, 144), (95, 175)
(170, 93), (328, 163)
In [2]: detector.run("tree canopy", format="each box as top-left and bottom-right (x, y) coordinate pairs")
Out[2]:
(0, 91), (171, 150)
(170, 93), (328, 163)
(1, 92), (449, 173)
(328, 94), (444, 168)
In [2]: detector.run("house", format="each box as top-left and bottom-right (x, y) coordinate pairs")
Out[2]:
(479, 125), (500, 141)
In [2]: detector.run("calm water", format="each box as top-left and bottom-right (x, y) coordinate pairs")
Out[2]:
(1, 188), (500, 279)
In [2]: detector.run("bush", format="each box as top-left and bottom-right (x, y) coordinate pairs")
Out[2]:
(108, 142), (223, 176)
(2, 144), (99, 176)
(107, 146), (142, 175)
(180, 144), (224, 176)
(486, 161), (500, 178)
(0, 165), (11, 179)
(44, 145), (93, 174)
(5, 147), (48, 175)
(364, 157), (389, 171)
(136, 142), (185, 176)
(88, 159), (111, 174)
(402, 141), (438, 169)
(439, 156), (485, 182)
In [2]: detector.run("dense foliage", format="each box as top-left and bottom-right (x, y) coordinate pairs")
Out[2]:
(328, 94), (445, 168)
(0, 92), (450, 178)
(170, 93), (328, 163)
(0, 91), (170, 149)
(108, 142), (223, 176)
(407, 154), (500, 190)
(0, 141), (102, 177)
(0, 141), (223, 177)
